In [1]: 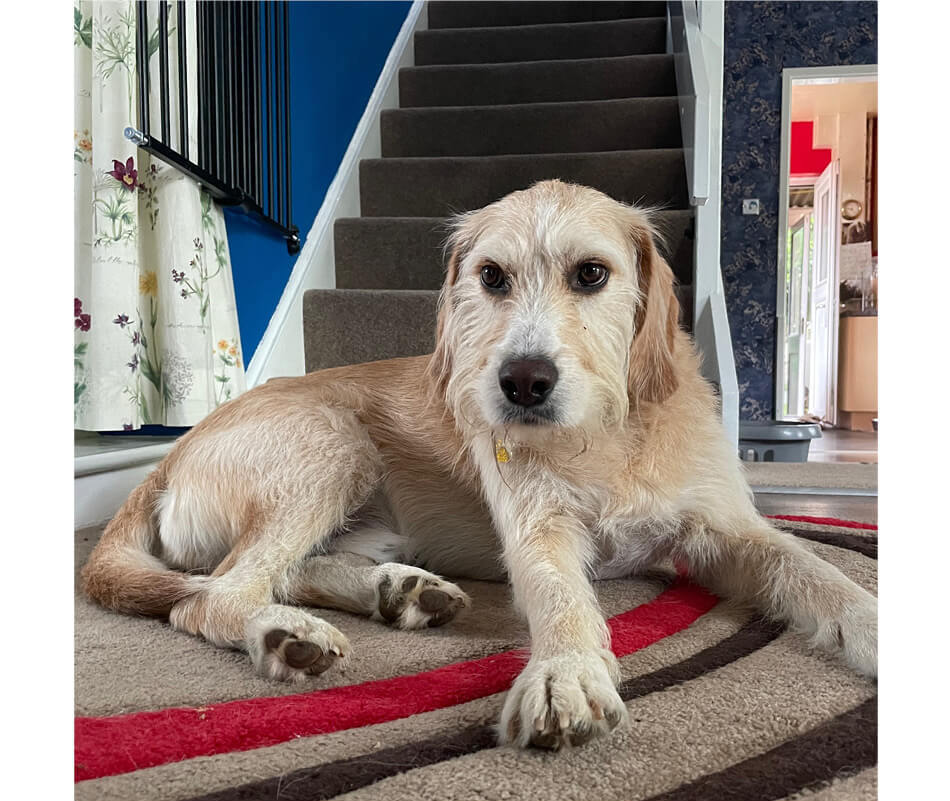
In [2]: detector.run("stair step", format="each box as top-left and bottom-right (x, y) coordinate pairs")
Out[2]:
(334, 211), (695, 290)
(427, 1), (666, 29)
(304, 283), (694, 372)
(335, 219), (450, 291)
(359, 149), (688, 217)
(399, 54), (676, 108)
(303, 289), (439, 373)
(414, 17), (667, 66)
(381, 97), (681, 158)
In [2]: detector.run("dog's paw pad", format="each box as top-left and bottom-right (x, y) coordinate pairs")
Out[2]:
(418, 588), (451, 612)
(263, 628), (292, 651)
(375, 567), (471, 630)
(263, 629), (336, 673)
(246, 606), (350, 682)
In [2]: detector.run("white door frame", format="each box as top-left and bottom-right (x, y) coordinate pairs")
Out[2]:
(775, 64), (877, 421)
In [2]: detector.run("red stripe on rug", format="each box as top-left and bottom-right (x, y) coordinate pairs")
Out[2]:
(75, 580), (717, 783)
(766, 514), (877, 531)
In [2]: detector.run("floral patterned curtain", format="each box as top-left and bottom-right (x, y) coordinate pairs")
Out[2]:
(74, 0), (246, 431)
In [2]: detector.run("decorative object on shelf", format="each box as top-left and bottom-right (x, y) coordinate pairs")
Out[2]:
(842, 219), (869, 244)
(841, 198), (863, 221)
(839, 242), (876, 313)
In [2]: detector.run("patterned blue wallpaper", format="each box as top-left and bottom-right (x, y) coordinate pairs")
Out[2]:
(721, 1), (877, 420)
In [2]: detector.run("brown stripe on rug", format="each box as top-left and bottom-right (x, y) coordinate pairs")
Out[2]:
(782, 766), (876, 800)
(640, 697), (877, 801)
(782, 527), (877, 559)
(182, 619), (784, 801)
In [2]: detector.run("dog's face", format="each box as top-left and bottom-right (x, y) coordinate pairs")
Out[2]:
(430, 180), (680, 434)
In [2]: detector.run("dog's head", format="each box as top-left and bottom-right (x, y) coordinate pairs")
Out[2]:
(428, 180), (680, 433)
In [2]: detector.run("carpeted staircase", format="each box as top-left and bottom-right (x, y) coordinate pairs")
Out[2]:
(304, 0), (696, 373)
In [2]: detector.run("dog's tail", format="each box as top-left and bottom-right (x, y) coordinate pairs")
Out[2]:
(80, 465), (204, 616)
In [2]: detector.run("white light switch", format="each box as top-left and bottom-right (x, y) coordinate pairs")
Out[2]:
(742, 199), (761, 215)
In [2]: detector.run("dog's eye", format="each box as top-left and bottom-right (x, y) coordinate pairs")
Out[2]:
(574, 262), (608, 290)
(480, 264), (508, 292)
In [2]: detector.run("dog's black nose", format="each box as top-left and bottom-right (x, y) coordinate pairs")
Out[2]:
(499, 358), (558, 407)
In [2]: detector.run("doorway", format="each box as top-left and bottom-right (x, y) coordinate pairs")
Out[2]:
(776, 66), (877, 430)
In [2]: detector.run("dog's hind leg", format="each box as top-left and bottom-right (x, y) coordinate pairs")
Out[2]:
(168, 519), (359, 682)
(283, 552), (471, 630)
(167, 406), (384, 680)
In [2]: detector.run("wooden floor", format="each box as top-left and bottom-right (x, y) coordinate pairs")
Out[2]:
(807, 428), (878, 464)
(754, 492), (877, 524)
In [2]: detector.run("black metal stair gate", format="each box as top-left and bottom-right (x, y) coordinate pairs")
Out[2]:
(127, 1), (299, 254)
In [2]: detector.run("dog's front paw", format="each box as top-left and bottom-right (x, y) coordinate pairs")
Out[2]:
(374, 565), (471, 629)
(245, 605), (351, 682)
(499, 651), (627, 750)
(813, 593), (877, 678)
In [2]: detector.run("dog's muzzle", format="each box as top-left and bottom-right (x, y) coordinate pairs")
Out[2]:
(498, 357), (558, 412)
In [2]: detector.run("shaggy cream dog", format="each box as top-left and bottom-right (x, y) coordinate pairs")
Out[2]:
(82, 180), (876, 750)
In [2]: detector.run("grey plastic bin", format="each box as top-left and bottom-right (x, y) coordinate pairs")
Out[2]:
(738, 421), (822, 462)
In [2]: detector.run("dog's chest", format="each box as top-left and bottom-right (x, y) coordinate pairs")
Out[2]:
(592, 514), (680, 580)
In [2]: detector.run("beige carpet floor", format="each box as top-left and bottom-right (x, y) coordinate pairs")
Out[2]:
(742, 462), (877, 491)
(74, 516), (877, 801)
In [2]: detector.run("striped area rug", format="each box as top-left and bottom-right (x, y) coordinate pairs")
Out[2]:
(74, 515), (877, 801)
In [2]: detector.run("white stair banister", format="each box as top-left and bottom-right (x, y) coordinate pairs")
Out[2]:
(668, 0), (739, 449)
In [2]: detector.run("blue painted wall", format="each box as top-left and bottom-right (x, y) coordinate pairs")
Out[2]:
(224, 1), (411, 363)
(720, 1), (877, 420)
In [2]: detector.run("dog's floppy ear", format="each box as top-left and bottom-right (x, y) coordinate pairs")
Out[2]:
(627, 216), (680, 405)
(426, 222), (466, 395)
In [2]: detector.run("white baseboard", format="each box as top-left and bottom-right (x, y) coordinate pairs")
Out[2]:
(749, 485), (877, 497)
(75, 459), (162, 530)
(246, 0), (428, 386)
(74, 437), (176, 529)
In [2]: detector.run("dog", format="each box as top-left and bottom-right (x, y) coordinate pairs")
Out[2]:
(82, 180), (877, 750)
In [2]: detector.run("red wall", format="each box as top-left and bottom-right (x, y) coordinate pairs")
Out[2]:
(790, 121), (832, 177)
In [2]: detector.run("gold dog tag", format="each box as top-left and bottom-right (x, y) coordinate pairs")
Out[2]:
(495, 439), (510, 463)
